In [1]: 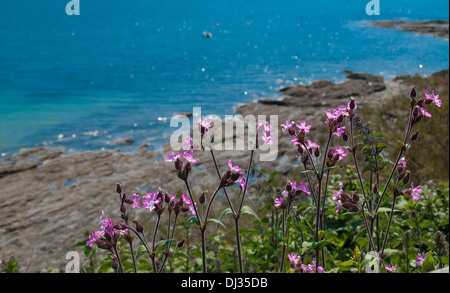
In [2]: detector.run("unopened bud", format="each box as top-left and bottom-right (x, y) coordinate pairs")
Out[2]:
(230, 172), (240, 182)
(112, 257), (119, 270)
(402, 170), (410, 185)
(288, 127), (296, 136)
(175, 158), (183, 172)
(133, 219), (144, 233)
(184, 162), (192, 177)
(352, 192), (360, 202)
(314, 147), (320, 158)
(165, 193), (171, 203)
(181, 205), (190, 213)
(199, 191), (206, 205)
(410, 87), (417, 99)
(373, 184), (379, 195)
(116, 182), (123, 194)
(411, 131), (419, 142)
(342, 132), (349, 142)
(341, 193), (352, 202)
(286, 183), (292, 192)
(349, 98), (356, 109)
(177, 238), (186, 248)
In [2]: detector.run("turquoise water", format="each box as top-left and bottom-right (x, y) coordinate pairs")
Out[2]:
(0, 0), (448, 156)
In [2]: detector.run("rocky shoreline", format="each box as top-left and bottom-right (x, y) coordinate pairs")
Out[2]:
(369, 20), (449, 40)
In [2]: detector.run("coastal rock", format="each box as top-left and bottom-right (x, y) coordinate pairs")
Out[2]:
(369, 20), (449, 40)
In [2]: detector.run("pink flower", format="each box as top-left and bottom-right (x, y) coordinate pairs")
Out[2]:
(410, 182), (422, 200)
(239, 176), (246, 190)
(297, 181), (311, 195)
(142, 192), (161, 212)
(281, 120), (295, 132)
(332, 183), (344, 212)
(182, 149), (200, 163)
(296, 121), (311, 134)
(416, 252), (428, 266)
(424, 90), (442, 107)
(182, 193), (191, 205)
(199, 118), (213, 134)
(274, 196), (285, 208)
(258, 120), (274, 145)
(332, 126), (346, 137)
(164, 152), (181, 162)
(86, 231), (105, 247)
(288, 253), (301, 267)
(398, 157), (407, 169)
(333, 146), (347, 162)
(131, 193), (141, 208)
(228, 160), (242, 172)
(385, 264), (397, 272)
(419, 107), (432, 118)
(261, 130), (275, 145)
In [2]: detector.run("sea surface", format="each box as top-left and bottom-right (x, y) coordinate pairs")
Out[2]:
(0, 0), (449, 157)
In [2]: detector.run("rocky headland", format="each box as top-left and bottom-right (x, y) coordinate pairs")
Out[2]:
(369, 20), (449, 40)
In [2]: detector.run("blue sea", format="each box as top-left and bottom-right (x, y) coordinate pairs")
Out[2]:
(0, 0), (448, 157)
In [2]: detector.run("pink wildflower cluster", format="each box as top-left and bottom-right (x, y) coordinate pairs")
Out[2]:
(258, 120), (275, 146)
(288, 253), (323, 273)
(275, 180), (311, 209)
(86, 211), (128, 247)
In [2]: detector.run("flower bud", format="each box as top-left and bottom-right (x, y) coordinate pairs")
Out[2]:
(199, 191), (207, 205)
(124, 198), (134, 205)
(411, 131), (419, 142)
(184, 162), (192, 177)
(349, 98), (356, 110)
(341, 193), (352, 202)
(297, 145), (304, 154)
(342, 132), (349, 142)
(135, 220), (144, 233)
(120, 204), (127, 214)
(410, 87), (417, 99)
(116, 182), (123, 194)
(286, 183), (292, 192)
(373, 183), (379, 195)
(341, 202), (356, 210)
(174, 158), (183, 172)
(314, 147), (320, 158)
(288, 127), (296, 136)
(111, 257), (119, 270)
(327, 149), (333, 159)
(352, 192), (360, 202)
(165, 193), (171, 203)
(181, 205), (190, 213)
(177, 238), (186, 248)
(402, 170), (410, 185)
(230, 172), (241, 182)
(175, 198), (184, 208)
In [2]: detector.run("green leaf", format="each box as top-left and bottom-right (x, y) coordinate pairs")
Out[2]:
(240, 205), (262, 224)
(205, 218), (226, 229)
(4, 256), (19, 273)
(382, 249), (400, 257)
(154, 239), (176, 251)
(218, 207), (233, 221)
(185, 216), (199, 226)
(318, 230), (326, 239)
(135, 245), (149, 260)
(422, 252), (435, 272)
